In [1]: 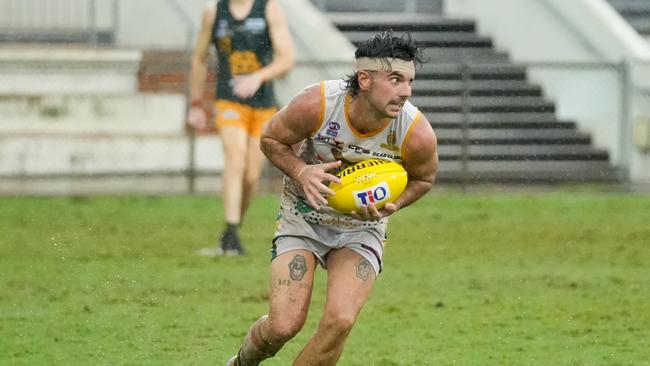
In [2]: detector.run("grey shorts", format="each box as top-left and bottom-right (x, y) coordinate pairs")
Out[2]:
(272, 208), (387, 276)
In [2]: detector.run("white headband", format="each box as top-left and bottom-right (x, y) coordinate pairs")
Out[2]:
(353, 57), (415, 74)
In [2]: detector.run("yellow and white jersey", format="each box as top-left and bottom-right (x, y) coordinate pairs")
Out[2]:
(278, 79), (423, 229)
(304, 79), (422, 169)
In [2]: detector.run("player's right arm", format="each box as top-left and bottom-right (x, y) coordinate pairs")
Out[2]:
(261, 84), (341, 209)
(186, 4), (216, 130)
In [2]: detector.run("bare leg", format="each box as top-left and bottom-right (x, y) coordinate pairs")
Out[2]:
(234, 250), (316, 365)
(293, 248), (376, 365)
(240, 134), (266, 222)
(220, 125), (248, 225)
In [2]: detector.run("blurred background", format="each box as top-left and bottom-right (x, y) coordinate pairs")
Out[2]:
(1, 0), (650, 195)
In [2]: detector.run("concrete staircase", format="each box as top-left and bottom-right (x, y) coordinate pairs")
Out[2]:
(608, 0), (650, 37)
(329, 13), (619, 182)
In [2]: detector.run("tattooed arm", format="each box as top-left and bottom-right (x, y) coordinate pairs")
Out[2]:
(260, 84), (341, 209)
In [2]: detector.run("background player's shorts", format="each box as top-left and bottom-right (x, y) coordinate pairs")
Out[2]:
(214, 100), (277, 137)
(272, 207), (386, 276)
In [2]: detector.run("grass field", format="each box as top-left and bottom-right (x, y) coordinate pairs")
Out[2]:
(1, 189), (649, 365)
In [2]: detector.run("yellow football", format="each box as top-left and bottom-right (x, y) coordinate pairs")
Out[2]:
(327, 159), (408, 213)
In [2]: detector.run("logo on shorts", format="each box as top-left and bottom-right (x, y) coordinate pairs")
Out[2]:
(222, 108), (240, 120)
(295, 199), (314, 213)
(353, 182), (391, 207)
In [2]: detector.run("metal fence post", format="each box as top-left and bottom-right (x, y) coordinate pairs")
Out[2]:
(618, 59), (631, 181)
(88, 0), (98, 46)
(460, 63), (471, 190)
(112, 0), (119, 44)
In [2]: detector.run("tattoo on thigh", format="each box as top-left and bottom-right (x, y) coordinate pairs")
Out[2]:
(356, 258), (372, 281)
(288, 255), (307, 281)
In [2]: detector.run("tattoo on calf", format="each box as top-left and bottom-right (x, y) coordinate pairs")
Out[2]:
(356, 258), (372, 281)
(288, 255), (307, 281)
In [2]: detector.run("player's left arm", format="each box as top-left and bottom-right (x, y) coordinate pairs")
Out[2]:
(352, 115), (438, 220)
(233, 0), (295, 98)
(260, 0), (295, 81)
(391, 114), (438, 211)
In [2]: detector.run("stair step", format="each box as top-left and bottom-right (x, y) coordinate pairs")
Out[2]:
(430, 120), (576, 129)
(343, 31), (492, 47)
(417, 64), (527, 80)
(614, 3), (650, 14)
(422, 48), (510, 63)
(608, 0), (650, 8)
(413, 80), (541, 96)
(329, 13), (475, 32)
(437, 145), (609, 160)
(315, 0), (442, 13)
(627, 18), (650, 33)
(435, 128), (590, 142)
(425, 112), (562, 124)
(412, 96), (555, 113)
(0, 30), (114, 44)
(437, 161), (619, 182)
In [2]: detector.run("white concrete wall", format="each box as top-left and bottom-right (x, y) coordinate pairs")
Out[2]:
(445, 0), (650, 183)
(0, 47), (141, 94)
(115, 0), (205, 50)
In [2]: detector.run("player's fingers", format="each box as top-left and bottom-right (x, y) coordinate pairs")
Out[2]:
(317, 183), (336, 196)
(382, 202), (398, 216)
(307, 185), (328, 205)
(321, 173), (341, 185)
(321, 160), (342, 172)
(356, 205), (371, 220)
(367, 203), (381, 218)
(348, 210), (362, 220)
(305, 192), (321, 210)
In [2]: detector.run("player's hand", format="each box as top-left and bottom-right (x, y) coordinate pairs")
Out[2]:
(233, 73), (263, 99)
(186, 106), (207, 130)
(295, 161), (342, 210)
(350, 202), (399, 221)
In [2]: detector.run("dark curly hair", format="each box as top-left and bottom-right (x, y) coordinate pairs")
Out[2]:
(343, 30), (424, 97)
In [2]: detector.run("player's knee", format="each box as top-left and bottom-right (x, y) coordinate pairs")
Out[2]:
(267, 316), (305, 343)
(242, 172), (260, 190)
(224, 158), (246, 176)
(321, 310), (357, 336)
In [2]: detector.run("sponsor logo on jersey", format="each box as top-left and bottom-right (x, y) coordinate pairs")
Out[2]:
(353, 182), (391, 207)
(380, 129), (400, 151)
(244, 18), (267, 32)
(372, 152), (401, 160)
(349, 144), (371, 155)
(326, 121), (340, 137)
(315, 134), (344, 149)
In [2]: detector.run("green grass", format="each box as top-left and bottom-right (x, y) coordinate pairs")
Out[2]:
(1, 190), (649, 365)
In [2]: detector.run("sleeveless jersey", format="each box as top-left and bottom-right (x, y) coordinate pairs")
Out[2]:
(212, 0), (276, 108)
(279, 79), (423, 230)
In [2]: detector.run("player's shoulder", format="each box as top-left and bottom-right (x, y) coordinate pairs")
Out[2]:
(321, 79), (347, 98)
(284, 82), (324, 121)
(201, 1), (218, 22)
(406, 112), (436, 156)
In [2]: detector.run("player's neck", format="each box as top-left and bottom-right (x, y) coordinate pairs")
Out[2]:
(348, 95), (391, 135)
(229, 0), (254, 20)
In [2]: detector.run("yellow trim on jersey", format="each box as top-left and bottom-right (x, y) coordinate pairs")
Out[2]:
(310, 81), (327, 137)
(344, 93), (391, 138)
(401, 111), (423, 162)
